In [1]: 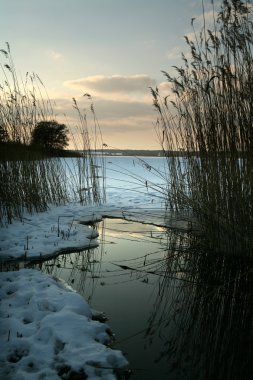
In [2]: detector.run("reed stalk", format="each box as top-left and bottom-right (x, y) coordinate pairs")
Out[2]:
(153, 0), (253, 255)
(0, 44), (105, 225)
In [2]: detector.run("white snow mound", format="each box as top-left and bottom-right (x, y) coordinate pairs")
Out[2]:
(0, 268), (128, 380)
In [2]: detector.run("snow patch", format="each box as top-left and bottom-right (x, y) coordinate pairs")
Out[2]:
(0, 269), (128, 379)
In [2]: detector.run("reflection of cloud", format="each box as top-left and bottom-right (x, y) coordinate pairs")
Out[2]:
(48, 50), (63, 61)
(64, 75), (156, 102)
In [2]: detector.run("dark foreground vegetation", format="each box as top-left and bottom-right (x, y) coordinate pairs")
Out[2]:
(153, 0), (253, 256)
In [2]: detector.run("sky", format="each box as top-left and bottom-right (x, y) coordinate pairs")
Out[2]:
(0, 0), (220, 149)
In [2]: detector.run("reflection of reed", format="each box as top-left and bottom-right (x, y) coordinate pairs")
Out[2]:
(29, 219), (253, 379)
(30, 219), (172, 295)
(146, 230), (253, 380)
(30, 222), (104, 301)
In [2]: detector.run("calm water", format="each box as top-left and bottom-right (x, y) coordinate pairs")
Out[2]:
(31, 217), (253, 380)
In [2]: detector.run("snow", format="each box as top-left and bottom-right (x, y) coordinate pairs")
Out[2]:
(0, 157), (171, 262)
(0, 203), (102, 262)
(0, 202), (130, 379)
(0, 269), (128, 380)
(0, 201), (190, 263)
(0, 156), (189, 379)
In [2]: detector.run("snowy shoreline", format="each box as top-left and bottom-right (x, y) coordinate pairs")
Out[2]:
(0, 201), (192, 263)
(0, 197), (193, 380)
(0, 269), (128, 380)
(0, 203), (131, 380)
(0, 203), (103, 262)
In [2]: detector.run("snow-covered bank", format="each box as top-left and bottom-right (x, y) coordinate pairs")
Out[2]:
(0, 156), (194, 380)
(0, 156), (194, 262)
(0, 203), (103, 262)
(0, 202), (193, 262)
(0, 202), (130, 380)
(0, 269), (128, 380)
(0, 201), (171, 380)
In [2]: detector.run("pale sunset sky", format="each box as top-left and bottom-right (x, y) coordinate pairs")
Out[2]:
(1, 0), (220, 149)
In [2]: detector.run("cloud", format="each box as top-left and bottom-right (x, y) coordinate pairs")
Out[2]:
(63, 74), (156, 102)
(53, 96), (155, 124)
(159, 81), (173, 94)
(48, 50), (63, 61)
(195, 10), (217, 25)
(49, 94), (158, 149)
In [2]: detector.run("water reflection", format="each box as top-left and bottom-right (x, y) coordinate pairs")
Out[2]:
(29, 219), (253, 380)
(146, 242), (253, 379)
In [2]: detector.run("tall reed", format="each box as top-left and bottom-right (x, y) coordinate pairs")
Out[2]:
(146, 228), (252, 379)
(153, 0), (253, 254)
(0, 44), (105, 225)
(67, 96), (106, 205)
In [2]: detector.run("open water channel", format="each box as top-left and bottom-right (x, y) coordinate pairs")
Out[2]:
(30, 216), (253, 380)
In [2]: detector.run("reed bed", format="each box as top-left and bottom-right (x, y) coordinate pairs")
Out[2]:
(0, 44), (105, 225)
(152, 0), (253, 254)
